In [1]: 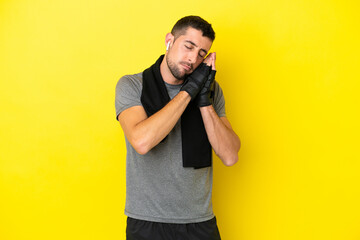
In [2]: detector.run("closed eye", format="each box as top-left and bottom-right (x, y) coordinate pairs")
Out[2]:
(184, 43), (206, 58)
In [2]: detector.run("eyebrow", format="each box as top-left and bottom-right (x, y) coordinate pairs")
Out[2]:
(185, 40), (208, 55)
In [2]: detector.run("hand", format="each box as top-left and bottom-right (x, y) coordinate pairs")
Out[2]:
(203, 52), (216, 71)
(195, 53), (216, 107)
(180, 62), (211, 100)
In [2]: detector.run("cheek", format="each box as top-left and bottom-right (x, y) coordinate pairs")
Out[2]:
(173, 51), (185, 63)
(194, 59), (204, 68)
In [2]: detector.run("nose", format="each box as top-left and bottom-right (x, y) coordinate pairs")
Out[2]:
(187, 51), (198, 65)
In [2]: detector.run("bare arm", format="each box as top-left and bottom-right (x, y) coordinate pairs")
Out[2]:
(200, 106), (241, 166)
(199, 52), (241, 166)
(118, 53), (214, 155)
(118, 91), (190, 155)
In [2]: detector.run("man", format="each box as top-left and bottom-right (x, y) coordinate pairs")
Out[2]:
(115, 16), (240, 240)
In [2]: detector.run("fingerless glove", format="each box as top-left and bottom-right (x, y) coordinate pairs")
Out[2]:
(180, 63), (211, 100)
(195, 70), (216, 107)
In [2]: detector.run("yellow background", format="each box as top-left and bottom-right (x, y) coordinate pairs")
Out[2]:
(1, 0), (359, 239)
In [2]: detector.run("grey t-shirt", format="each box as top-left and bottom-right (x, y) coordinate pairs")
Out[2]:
(115, 72), (226, 224)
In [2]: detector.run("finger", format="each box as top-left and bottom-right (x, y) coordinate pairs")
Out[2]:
(203, 53), (213, 66)
(212, 52), (216, 70)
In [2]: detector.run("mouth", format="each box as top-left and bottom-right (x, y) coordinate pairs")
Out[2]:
(181, 63), (192, 71)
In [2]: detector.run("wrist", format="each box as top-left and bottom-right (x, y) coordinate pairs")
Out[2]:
(178, 90), (192, 101)
(199, 105), (216, 118)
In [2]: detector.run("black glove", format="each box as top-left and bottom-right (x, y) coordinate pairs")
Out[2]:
(180, 63), (211, 100)
(195, 70), (216, 107)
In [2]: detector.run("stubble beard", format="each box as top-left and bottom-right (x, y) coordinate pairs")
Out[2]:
(166, 54), (187, 80)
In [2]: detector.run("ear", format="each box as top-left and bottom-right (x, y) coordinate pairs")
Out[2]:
(165, 33), (174, 49)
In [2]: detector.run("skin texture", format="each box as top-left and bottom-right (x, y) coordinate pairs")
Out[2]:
(118, 27), (240, 166)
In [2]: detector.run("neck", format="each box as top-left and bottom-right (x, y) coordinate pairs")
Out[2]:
(160, 54), (184, 85)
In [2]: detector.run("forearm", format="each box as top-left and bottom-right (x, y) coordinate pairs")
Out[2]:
(200, 105), (240, 166)
(131, 91), (191, 154)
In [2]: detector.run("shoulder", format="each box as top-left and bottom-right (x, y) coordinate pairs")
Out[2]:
(116, 72), (143, 89)
(115, 72), (144, 119)
(116, 72), (144, 97)
(212, 80), (226, 117)
(213, 80), (224, 97)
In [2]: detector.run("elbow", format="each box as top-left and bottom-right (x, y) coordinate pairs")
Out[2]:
(135, 146), (149, 155)
(223, 154), (239, 167)
(221, 142), (241, 167)
(226, 138), (241, 166)
(131, 138), (151, 155)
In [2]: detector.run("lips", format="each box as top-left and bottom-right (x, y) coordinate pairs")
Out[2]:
(181, 63), (191, 71)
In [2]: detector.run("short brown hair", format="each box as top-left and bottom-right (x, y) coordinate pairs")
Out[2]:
(171, 16), (215, 41)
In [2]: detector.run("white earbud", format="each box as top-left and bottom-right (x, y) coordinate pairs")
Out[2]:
(166, 42), (170, 51)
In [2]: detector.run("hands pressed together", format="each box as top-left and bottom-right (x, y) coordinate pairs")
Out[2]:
(180, 53), (217, 107)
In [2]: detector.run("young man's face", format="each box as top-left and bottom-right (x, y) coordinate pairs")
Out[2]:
(166, 27), (213, 80)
